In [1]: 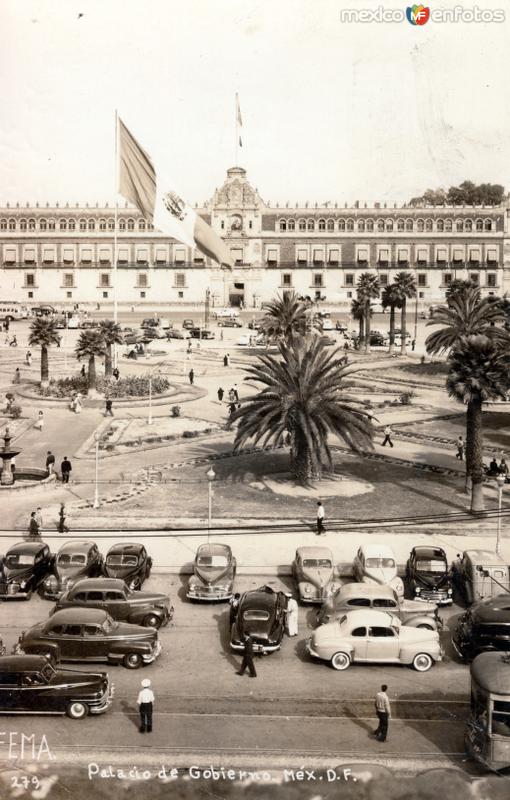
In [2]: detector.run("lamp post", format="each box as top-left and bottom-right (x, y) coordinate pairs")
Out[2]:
(206, 466), (216, 540)
(148, 375), (153, 426)
(93, 431), (101, 509)
(496, 474), (506, 556)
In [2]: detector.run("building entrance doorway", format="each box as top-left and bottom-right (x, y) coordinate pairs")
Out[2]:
(229, 282), (245, 307)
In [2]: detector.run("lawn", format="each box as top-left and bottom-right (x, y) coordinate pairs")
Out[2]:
(413, 412), (510, 451)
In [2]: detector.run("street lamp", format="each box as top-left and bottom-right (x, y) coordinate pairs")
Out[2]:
(206, 466), (216, 539)
(93, 431), (101, 509)
(496, 474), (506, 556)
(148, 375), (153, 426)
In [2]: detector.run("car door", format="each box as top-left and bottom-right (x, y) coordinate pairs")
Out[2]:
(20, 671), (56, 712)
(105, 590), (130, 621)
(366, 626), (400, 662)
(83, 590), (106, 612)
(59, 624), (86, 660)
(0, 672), (21, 711)
(350, 626), (368, 661)
(82, 624), (108, 659)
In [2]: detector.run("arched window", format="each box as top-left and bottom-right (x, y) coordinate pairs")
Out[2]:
(358, 220), (365, 232)
(88, 218), (95, 231)
(366, 219), (374, 232)
(386, 219), (393, 231)
(425, 219), (433, 231)
(68, 219), (75, 231)
(397, 219), (405, 231)
(405, 219), (413, 231)
(0, 219), (6, 231)
(437, 219), (444, 232)
(28, 218), (36, 231)
(444, 219), (452, 232)
(484, 219), (492, 231)
(318, 218), (326, 231)
(138, 218), (146, 231)
(127, 218), (135, 231)
(20, 219), (27, 231)
(119, 219), (126, 231)
(79, 218), (86, 231)
(456, 220), (464, 232)
(307, 219), (315, 231)
(377, 218), (385, 232)
(99, 219), (106, 231)
(338, 219), (346, 231)
(48, 219), (55, 230)
(475, 218), (483, 231)
(465, 219), (472, 232)
(346, 219), (354, 231)
(417, 219), (424, 232)
(8, 218), (16, 230)
(327, 219), (334, 231)
(108, 219), (115, 231)
(279, 218), (287, 231)
(298, 218), (306, 231)
(288, 219), (295, 231)
(59, 218), (67, 231)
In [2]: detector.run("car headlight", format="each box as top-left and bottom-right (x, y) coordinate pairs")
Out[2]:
(415, 586), (421, 593)
(128, 579), (138, 590)
(304, 585), (311, 593)
(45, 576), (58, 589)
(19, 580), (27, 589)
(447, 588), (453, 595)
(216, 584), (230, 592)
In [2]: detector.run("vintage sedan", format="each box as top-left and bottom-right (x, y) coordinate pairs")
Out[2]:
(0, 655), (114, 719)
(292, 547), (341, 604)
(230, 586), (287, 654)
(41, 540), (103, 600)
(307, 609), (442, 672)
(16, 607), (161, 669)
(53, 578), (173, 628)
(187, 543), (236, 601)
(0, 542), (53, 600)
(103, 543), (152, 590)
(352, 544), (404, 598)
(405, 546), (453, 605)
(317, 583), (441, 630)
(452, 596), (510, 660)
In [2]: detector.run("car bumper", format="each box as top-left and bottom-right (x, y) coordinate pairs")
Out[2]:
(0, 586), (31, 599)
(413, 593), (453, 606)
(187, 587), (233, 601)
(231, 641), (280, 654)
(306, 639), (320, 658)
(451, 636), (468, 660)
(89, 683), (115, 715)
(142, 639), (162, 664)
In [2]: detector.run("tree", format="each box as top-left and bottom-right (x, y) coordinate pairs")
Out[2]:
(392, 272), (417, 356)
(356, 273), (380, 353)
(350, 297), (366, 346)
(409, 181), (505, 206)
(28, 318), (61, 387)
(75, 330), (107, 393)
(381, 285), (402, 355)
(426, 287), (507, 356)
(98, 320), (124, 379)
(260, 292), (311, 343)
(228, 336), (374, 485)
(445, 279), (478, 305)
(409, 188), (447, 207)
(446, 335), (510, 512)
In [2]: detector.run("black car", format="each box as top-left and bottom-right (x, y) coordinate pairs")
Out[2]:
(369, 331), (387, 347)
(217, 318), (242, 328)
(0, 655), (114, 719)
(405, 546), (453, 605)
(452, 596), (510, 660)
(16, 607), (161, 670)
(0, 542), (53, 600)
(188, 328), (216, 340)
(41, 540), (103, 601)
(248, 318), (265, 330)
(230, 585), (287, 654)
(103, 543), (153, 590)
(53, 577), (173, 629)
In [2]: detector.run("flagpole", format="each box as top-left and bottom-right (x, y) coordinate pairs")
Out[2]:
(113, 111), (119, 367)
(235, 93), (238, 167)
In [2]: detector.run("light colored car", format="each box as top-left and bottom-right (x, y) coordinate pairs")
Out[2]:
(321, 319), (334, 331)
(215, 308), (240, 318)
(317, 583), (441, 630)
(307, 609), (442, 671)
(292, 547), (341, 604)
(237, 334), (250, 346)
(352, 544), (404, 598)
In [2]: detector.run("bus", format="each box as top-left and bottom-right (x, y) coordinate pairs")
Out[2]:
(0, 302), (31, 322)
(466, 651), (510, 770)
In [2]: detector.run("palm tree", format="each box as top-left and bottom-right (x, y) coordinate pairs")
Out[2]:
(446, 335), (510, 513)
(75, 330), (107, 393)
(445, 278), (477, 305)
(260, 292), (310, 343)
(98, 320), (124, 379)
(426, 287), (507, 356)
(356, 273), (380, 353)
(381, 284), (402, 355)
(228, 336), (375, 485)
(393, 272), (417, 356)
(28, 318), (61, 387)
(350, 298), (365, 347)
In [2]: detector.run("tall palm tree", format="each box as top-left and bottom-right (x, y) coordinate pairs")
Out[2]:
(445, 278), (477, 305)
(381, 284), (402, 355)
(446, 335), (510, 513)
(28, 318), (61, 387)
(75, 330), (107, 393)
(98, 320), (124, 379)
(426, 287), (507, 356)
(356, 273), (380, 353)
(228, 336), (374, 485)
(350, 298), (365, 346)
(260, 292), (310, 343)
(393, 272), (417, 356)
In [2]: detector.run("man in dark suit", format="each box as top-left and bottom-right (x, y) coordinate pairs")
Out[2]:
(237, 632), (257, 678)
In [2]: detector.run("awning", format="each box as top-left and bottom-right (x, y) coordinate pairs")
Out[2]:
(468, 248), (480, 262)
(117, 247), (129, 262)
(80, 248), (93, 262)
(99, 248), (112, 262)
(416, 248), (428, 261)
(313, 249), (324, 262)
(42, 248), (55, 263)
(357, 247), (369, 261)
(453, 248), (464, 261)
(194, 251), (204, 261)
(155, 248), (167, 262)
(486, 248), (498, 262)
(230, 248), (243, 263)
(328, 248), (340, 263)
(378, 248), (389, 262)
(436, 248), (447, 262)
(297, 249), (307, 261)
(136, 249), (148, 262)
(398, 248), (409, 262)
(267, 248), (278, 261)
(62, 248), (74, 262)
(4, 248), (16, 263)
(23, 247), (36, 262)
(175, 248), (186, 262)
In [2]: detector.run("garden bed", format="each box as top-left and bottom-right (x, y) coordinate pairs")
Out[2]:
(88, 416), (222, 456)
(35, 374), (171, 398)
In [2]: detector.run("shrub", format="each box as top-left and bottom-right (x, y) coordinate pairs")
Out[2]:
(399, 390), (416, 405)
(182, 430), (198, 438)
(171, 405), (181, 417)
(36, 374), (170, 398)
(10, 404), (22, 419)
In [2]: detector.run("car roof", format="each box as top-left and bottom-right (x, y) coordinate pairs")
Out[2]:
(0, 655), (50, 672)
(341, 609), (398, 626)
(471, 652), (510, 694)
(359, 544), (396, 558)
(464, 549), (507, 565)
(411, 546), (447, 558)
(471, 595), (510, 622)
(107, 543), (144, 555)
(69, 578), (126, 592)
(296, 546), (333, 559)
(49, 608), (108, 623)
(6, 541), (46, 555)
(337, 583), (394, 599)
(240, 587), (279, 610)
(197, 543), (231, 556)
(57, 540), (96, 554)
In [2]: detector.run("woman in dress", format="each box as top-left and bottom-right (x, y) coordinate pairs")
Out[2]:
(34, 410), (44, 431)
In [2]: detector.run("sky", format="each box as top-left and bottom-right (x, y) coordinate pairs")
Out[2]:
(1, 0), (510, 207)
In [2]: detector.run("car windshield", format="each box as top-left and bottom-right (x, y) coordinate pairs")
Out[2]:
(302, 559), (332, 568)
(5, 554), (34, 567)
(243, 610), (270, 621)
(106, 555), (138, 567)
(365, 558), (395, 568)
(102, 617), (118, 634)
(57, 554), (86, 566)
(197, 555), (228, 568)
(416, 559), (446, 573)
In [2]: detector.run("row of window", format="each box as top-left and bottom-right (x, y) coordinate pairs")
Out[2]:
(23, 272), (189, 289)
(0, 217), (151, 232)
(278, 217), (495, 232)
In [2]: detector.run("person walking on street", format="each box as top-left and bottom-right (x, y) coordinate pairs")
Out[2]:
(9, 335), (18, 347)
(28, 512), (40, 539)
(411, 338), (416, 352)
(112, 367), (120, 381)
(455, 436), (464, 461)
(382, 425), (393, 448)
(80, 364), (86, 378)
(237, 632), (257, 678)
(105, 398), (113, 416)
(228, 402), (237, 416)
(13, 368), (20, 384)
(316, 501), (325, 535)
(374, 684), (391, 742)
(223, 353), (230, 367)
(229, 593), (240, 626)
(25, 350), (32, 366)
(34, 410), (44, 432)
(232, 384), (239, 402)
(217, 387), (224, 403)
(45, 450), (55, 475)
(57, 503), (69, 533)
(499, 458), (509, 481)
(35, 507), (43, 532)
(61, 456), (72, 484)
(285, 594), (299, 637)
(189, 368), (194, 385)
(137, 678), (155, 733)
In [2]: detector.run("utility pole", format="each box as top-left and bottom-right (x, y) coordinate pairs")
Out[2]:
(205, 288), (210, 330)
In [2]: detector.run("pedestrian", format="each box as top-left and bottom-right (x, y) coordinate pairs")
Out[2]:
(25, 350), (32, 366)
(35, 507), (43, 532)
(316, 501), (325, 535)
(45, 450), (55, 475)
(455, 436), (464, 461)
(217, 387), (224, 403)
(223, 353), (230, 367)
(74, 393), (82, 414)
(228, 402), (237, 416)
(237, 632), (257, 678)
(232, 384), (239, 402)
(189, 368), (194, 385)
(228, 388), (236, 403)
(374, 684), (391, 742)
(187, 341), (192, 355)
(499, 458), (509, 479)
(411, 338), (416, 352)
(57, 503), (69, 533)
(28, 511), (40, 539)
(13, 368), (20, 384)
(488, 456), (500, 476)
(105, 398), (114, 416)
(9, 335), (18, 347)
(229, 592), (240, 626)
(382, 425), (393, 448)
(137, 678), (155, 733)
(10, 455), (16, 482)
(285, 594), (299, 637)
(4, 319), (9, 333)
(34, 410), (44, 432)
(112, 367), (120, 381)
(61, 456), (72, 484)
(80, 364), (86, 378)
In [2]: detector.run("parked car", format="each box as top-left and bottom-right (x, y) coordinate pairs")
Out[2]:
(230, 586), (287, 654)
(452, 596), (510, 660)
(80, 320), (101, 329)
(292, 547), (341, 604)
(103, 543), (153, 590)
(394, 328), (412, 341)
(0, 655), (114, 719)
(166, 328), (191, 339)
(32, 305), (57, 317)
(248, 318), (265, 330)
(0, 639), (5, 656)
(307, 609), (442, 671)
(352, 544), (404, 598)
(0, 542), (53, 600)
(141, 318), (160, 328)
(123, 331), (146, 345)
(217, 318), (243, 328)
(187, 543), (236, 601)
(317, 583), (441, 630)
(142, 327), (167, 340)
(405, 546), (453, 605)
(53, 577), (173, 629)
(41, 541), (103, 601)
(215, 308), (240, 318)
(335, 321), (348, 332)
(182, 319), (195, 329)
(189, 327), (215, 340)
(451, 550), (510, 604)
(319, 335), (336, 347)
(237, 334), (251, 346)
(16, 607), (161, 669)
(369, 331), (388, 347)
(321, 319), (334, 331)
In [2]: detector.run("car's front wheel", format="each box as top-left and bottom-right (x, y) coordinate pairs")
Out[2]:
(142, 614), (161, 629)
(412, 652), (434, 672)
(123, 653), (143, 669)
(416, 623), (435, 630)
(66, 701), (89, 720)
(331, 651), (351, 671)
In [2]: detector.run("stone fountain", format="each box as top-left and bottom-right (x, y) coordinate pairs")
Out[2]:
(0, 428), (20, 486)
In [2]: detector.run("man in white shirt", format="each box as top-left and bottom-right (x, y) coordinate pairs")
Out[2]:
(382, 426), (394, 448)
(137, 678), (155, 733)
(374, 684), (391, 742)
(316, 501), (325, 535)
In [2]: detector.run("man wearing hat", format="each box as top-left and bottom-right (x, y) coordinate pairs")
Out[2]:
(137, 678), (155, 733)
